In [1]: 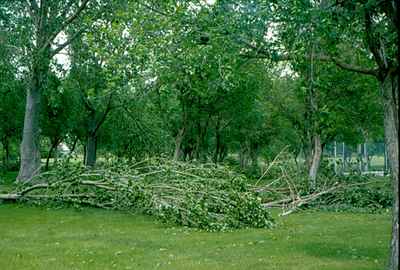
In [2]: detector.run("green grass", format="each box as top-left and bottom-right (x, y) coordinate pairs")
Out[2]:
(0, 204), (391, 270)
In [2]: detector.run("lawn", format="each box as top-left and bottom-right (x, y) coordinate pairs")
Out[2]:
(0, 204), (391, 270)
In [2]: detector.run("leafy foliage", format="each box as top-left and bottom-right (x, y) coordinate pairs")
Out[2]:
(313, 176), (392, 213)
(12, 158), (274, 231)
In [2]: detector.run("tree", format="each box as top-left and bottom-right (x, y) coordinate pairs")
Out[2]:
(6, 0), (92, 181)
(41, 72), (75, 170)
(321, 2), (398, 267)
(268, 1), (398, 267)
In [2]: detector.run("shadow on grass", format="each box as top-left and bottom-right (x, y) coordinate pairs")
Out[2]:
(297, 240), (387, 262)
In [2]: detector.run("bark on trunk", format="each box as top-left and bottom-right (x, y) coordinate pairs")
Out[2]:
(363, 143), (369, 172)
(83, 142), (87, 164)
(384, 146), (389, 173)
(17, 73), (42, 181)
(85, 134), (97, 167)
(239, 142), (249, 169)
(308, 134), (322, 189)
(250, 141), (260, 169)
(357, 144), (363, 173)
(194, 116), (210, 162)
(213, 120), (221, 164)
(173, 127), (185, 161)
(381, 73), (399, 270)
(333, 141), (337, 174)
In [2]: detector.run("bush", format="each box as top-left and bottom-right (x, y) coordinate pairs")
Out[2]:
(312, 176), (392, 212)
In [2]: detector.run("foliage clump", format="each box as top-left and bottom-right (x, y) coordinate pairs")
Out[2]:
(12, 158), (274, 231)
(312, 176), (392, 213)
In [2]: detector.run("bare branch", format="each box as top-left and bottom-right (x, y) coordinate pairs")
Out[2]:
(94, 94), (113, 135)
(26, 0), (38, 19)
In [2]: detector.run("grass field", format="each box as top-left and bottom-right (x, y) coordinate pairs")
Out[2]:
(0, 204), (391, 270)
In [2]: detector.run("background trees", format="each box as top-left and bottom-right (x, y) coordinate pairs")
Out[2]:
(1, 0), (397, 268)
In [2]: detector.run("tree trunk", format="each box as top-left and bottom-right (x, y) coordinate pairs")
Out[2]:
(250, 141), (260, 169)
(85, 134), (97, 167)
(17, 71), (42, 182)
(304, 138), (313, 173)
(308, 134), (322, 189)
(45, 139), (59, 171)
(381, 73), (399, 270)
(239, 142), (249, 169)
(341, 142), (346, 174)
(84, 111), (98, 167)
(2, 137), (10, 171)
(219, 144), (228, 162)
(384, 146), (389, 173)
(363, 142), (369, 172)
(194, 116), (210, 162)
(357, 144), (363, 173)
(333, 141), (337, 174)
(213, 120), (221, 164)
(173, 127), (185, 161)
(66, 136), (79, 163)
(83, 142), (87, 164)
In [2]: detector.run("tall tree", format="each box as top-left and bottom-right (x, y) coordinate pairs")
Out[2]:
(13, 0), (91, 181)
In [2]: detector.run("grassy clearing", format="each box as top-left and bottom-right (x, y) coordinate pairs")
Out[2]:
(0, 204), (391, 270)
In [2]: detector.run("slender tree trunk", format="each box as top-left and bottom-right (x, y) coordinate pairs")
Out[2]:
(219, 144), (227, 162)
(239, 142), (249, 169)
(308, 134), (322, 189)
(84, 112), (98, 167)
(45, 139), (59, 171)
(85, 134), (97, 167)
(381, 73), (399, 270)
(340, 142), (346, 174)
(173, 127), (185, 161)
(83, 142), (87, 164)
(54, 146), (58, 166)
(194, 116), (210, 161)
(304, 141), (313, 172)
(384, 145), (390, 173)
(363, 142), (369, 172)
(250, 141), (260, 169)
(66, 136), (78, 163)
(17, 68), (42, 181)
(213, 120), (221, 164)
(357, 144), (363, 173)
(333, 141), (337, 174)
(2, 138), (10, 171)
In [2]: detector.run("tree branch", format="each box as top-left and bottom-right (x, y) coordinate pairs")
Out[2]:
(364, 10), (387, 72)
(50, 28), (85, 57)
(318, 54), (379, 77)
(41, 0), (90, 53)
(26, 0), (38, 19)
(94, 94), (113, 135)
(241, 46), (378, 77)
(138, 2), (169, 17)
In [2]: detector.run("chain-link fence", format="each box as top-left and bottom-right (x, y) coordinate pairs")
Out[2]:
(324, 141), (389, 176)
